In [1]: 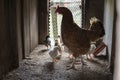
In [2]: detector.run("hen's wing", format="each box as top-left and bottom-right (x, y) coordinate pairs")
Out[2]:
(64, 23), (90, 48)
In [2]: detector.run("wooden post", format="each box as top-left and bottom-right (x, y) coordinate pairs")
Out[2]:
(113, 0), (120, 79)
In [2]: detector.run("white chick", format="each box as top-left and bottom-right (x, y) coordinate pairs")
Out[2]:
(49, 40), (61, 62)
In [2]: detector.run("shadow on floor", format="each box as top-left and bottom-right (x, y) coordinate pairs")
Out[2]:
(43, 62), (55, 72)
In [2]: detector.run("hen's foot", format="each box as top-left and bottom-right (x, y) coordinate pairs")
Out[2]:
(87, 58), (92, 61)
(81, 60), (87, 66)
(66, 65), (77, 70)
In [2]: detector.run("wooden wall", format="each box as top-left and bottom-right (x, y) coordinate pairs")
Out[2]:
(0, 0), (40, 79)
(22, 0), (39, 57)
(0, 0), (19, 79)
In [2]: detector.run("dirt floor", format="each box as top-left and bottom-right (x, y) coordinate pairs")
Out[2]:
(3, 45), (113, 80)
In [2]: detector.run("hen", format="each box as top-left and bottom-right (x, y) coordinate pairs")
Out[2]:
(55, 6), (105, 69)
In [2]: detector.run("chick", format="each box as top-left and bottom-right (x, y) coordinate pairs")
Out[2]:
(49, 40), (61, 62)
(44, 35), (51, 49)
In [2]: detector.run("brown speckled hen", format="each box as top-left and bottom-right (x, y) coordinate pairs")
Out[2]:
(55, 6), (105, 69)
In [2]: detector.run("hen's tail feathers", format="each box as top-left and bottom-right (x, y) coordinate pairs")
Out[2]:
(90, 19), (105, 38)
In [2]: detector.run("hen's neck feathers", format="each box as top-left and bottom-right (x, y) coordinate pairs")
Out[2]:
(60, 8), (74, 24)
(62, 13), (73, 23)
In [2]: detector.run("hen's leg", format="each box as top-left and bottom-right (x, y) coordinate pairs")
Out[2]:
(81, 55), (87, 65)
(87, 54), (92, 60)
(67, 58), (77, 70)
(68, 54), (73, 59)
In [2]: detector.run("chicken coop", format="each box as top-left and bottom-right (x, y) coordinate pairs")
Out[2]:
(0, 0), (119, 80)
